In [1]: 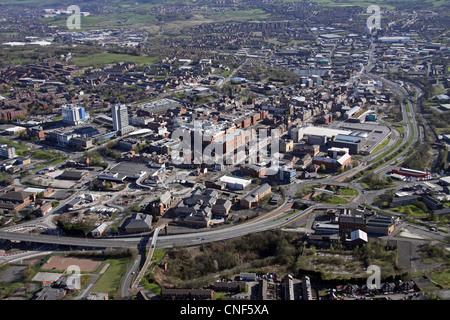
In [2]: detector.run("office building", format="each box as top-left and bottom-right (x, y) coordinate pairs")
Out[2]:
(279, 166), (296, 184)
(61, 104), (86, 126)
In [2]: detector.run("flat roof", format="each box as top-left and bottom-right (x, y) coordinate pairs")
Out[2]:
(219, 175), (252, 185)
(300, 126), (351, 138)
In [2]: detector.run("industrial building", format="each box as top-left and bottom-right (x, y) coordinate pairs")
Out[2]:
(91, 223), (108, 237)
(218, 175), (252, 190)
(295, 124), (391, 155)
(391, 167), (430, 179)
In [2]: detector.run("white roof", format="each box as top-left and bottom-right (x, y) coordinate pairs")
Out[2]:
(440, 176), (450, 184)
(93, 223), (108, 232)
(5, 126), (25, 131)
(351, 229), (368, 242)
(337, 153), (351, 165)
(219, 175), (252, 185)
(24, 187), (46, 194)
(300, 126), (352, 138)
(128, 128), (151, 136)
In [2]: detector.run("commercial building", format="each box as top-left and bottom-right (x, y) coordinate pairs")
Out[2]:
(422, 195), (443, 211)
(239, 164), (268, 177)
(4, 126), (26, 135)
(297, 126), (352, 146)
(0, 190), (35, 212)
(91, 223), (108, 237)
(218, 175), (252, 190)
(312, 147), (352, 170)
(391, 195), (420, 207)
(61, 104), (86, 126)
(339, 215), (366, 234)
(122, 213), (152, 234)
(59, 170), (90, 181)
(315, 223), (340, 235)
(279, 166), (296, 184)
(240, 183), (272, 209)
(391, 167), (430, 179)
(27, 126), (45, 140)
(366, 214), (396, 236)
(280, 139), (294, 152)
(111, 104), (132, 133)
(328, 134), (364, 154)
(343, 106), (361, 120)
(293, 144), (320, 156)
(349, 229), (368, 244)
(439, 176), (450, 186)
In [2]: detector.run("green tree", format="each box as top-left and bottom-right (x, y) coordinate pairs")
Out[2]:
(109, 226), (119, 234)
(404, 206), (413, 215)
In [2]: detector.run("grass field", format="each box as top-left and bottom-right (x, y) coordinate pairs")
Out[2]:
(338, 187), (359, 196)
(313, 194), (349, 205)
(92, 256), (132, 296)
(70, 53), (159, 68)
(0, 138), (32, 156)
(391, 204), (428, 218)
(309, 0), (395, 9)
(309, 0), (448, 10)
(371, 138), (390, 154)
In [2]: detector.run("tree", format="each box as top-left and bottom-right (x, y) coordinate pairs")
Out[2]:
(404, 206), (413, 215)
(109, 225), (119, 235)
(412, 201), (428, 213)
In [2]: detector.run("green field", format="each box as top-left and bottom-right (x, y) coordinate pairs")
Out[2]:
(338, 187), (359, 196)
(309, 0), (449, 10)
(392, 204), (428, 218)
(309, 0), (395, 9)
(313, 194), (349, 205)
(0, 139), (32, 156)
(92, 256), (133, 297)
(371, 138), (390, 154)
(43, 12), (157, 31)
(70, 53), (159, 68)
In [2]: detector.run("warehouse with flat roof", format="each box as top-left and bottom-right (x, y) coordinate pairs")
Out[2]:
(219, 175), (252, 190)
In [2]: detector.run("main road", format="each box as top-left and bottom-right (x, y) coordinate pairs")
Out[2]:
(0, 197), (306, 250)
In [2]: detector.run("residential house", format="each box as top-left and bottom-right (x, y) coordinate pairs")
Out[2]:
(211, 199), (232, 218)
(380, 282), (396, 294)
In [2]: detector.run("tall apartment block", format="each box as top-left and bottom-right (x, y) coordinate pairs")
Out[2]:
(111, 104), (132, 134)
(0, 145), (16, 159)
